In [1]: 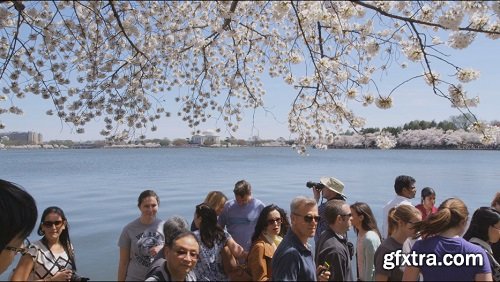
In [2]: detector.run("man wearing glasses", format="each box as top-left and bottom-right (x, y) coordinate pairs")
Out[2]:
(0, 179), (38, 275)
(272, 196), (330, 281)
(381, 175), (417, 239)
(315, 199), (354, 281)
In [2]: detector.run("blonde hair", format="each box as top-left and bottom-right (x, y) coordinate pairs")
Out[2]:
(204, 191), (227, 210)
(387, 205), (420, 236)
(413, 198), (469, 238)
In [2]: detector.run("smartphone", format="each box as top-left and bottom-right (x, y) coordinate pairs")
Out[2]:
(319, 261), (330, 275)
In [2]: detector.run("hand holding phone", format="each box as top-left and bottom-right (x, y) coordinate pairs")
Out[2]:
(317, 261), (331, 281)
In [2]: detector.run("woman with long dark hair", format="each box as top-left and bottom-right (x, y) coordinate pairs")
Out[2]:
(12, 206), (76, 281)
(403, 198), (492, 281)
(464, 207), (500, 281)
(247, 204), (289, 281)
(350, 202), (381, 281)
(192, 203), (246, 281)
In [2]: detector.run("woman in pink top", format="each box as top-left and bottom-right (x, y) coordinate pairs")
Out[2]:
(415, 187), (437, 220)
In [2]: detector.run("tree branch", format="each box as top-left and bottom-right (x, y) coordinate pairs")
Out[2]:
(109, 0), (150, 61)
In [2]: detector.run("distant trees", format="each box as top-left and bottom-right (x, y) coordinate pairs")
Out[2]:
(332, 116), (500, 149)
(330, 128), (497, 149)
(359, 115), (483, 138)
(172, 138), (188, 147)
(449, 113), (475, 130)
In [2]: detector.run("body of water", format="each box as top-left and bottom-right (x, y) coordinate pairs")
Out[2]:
(1, 147), (498, 280)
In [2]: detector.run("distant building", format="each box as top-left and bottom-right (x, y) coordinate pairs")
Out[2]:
(0, 131), (43, 145)
(191, 130), (220, 145)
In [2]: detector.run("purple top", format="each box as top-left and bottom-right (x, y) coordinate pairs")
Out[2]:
(411, 236), (491, 281)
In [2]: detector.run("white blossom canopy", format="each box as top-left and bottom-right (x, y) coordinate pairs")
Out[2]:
(0, 1), (499, 147)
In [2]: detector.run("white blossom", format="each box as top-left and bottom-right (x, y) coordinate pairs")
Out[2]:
(0, 0), (496, 149)
(448, 32), (476, 49)
(346, 88), (357, 99)
(402, 45), (423, 62)
(365, 40), (380, 56)
(362, 95), (374, 106)
(424, 72), (440, 85)
(375, 96), (393, 109)
(456, 68), (480, 83)
(438, 7), (464, 30)
(376, 132), (397, 149)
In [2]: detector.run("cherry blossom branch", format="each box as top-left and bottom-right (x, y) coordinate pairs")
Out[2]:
(352, 1), (500, 36)
(109, 0), (150, 61)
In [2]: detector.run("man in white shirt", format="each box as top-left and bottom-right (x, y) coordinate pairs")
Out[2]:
(381, 175), (417, 239)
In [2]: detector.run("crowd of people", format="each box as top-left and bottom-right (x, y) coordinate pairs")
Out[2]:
(1, 177), (499, 281)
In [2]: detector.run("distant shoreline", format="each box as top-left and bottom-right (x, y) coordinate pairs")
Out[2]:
(1, 145), (499, 151)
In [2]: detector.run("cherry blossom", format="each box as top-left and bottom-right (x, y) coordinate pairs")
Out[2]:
(0, 1), (498, 148)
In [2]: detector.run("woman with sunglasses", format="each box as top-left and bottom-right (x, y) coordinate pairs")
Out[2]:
(192, 203), (247, 281)
(247, 204), (289, 281)
(118, 190), (164, 281)
(403, 198), (492, 281)
(350, 202), (381, 281)
(374, 204), (421, 281)
(11, 206), (76, 281)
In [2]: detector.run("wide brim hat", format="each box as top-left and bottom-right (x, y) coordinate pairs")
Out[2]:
(320, 177), (345, 197)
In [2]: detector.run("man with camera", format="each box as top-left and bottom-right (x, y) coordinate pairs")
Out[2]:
(307, 177), (347, 244)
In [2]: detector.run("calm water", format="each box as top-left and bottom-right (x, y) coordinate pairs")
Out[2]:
(1, 147), (498, 280)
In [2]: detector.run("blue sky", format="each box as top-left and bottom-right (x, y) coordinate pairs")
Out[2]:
(1, 33), (499, 142)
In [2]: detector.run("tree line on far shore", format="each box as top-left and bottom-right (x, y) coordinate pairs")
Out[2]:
(3, 115), (498, 150)
(331, 115), (500, 150)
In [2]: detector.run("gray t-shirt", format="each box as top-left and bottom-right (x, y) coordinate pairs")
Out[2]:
(118, 218), (164, 281)
(374, 236), (403, 281)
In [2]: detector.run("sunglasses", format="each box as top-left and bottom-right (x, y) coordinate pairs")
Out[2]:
(267, 217), (282, 225)
(175, 249), (199, 260)
(5, 238), (30, 255)
(293, 213), (320, 223)
(42, 220), (64, 228)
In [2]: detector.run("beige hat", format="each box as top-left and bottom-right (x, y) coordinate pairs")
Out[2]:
(320, 177), (345, 197)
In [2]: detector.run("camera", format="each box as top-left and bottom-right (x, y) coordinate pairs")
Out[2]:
(71, 273), (90, 282)
(306, 181), (325, 192)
